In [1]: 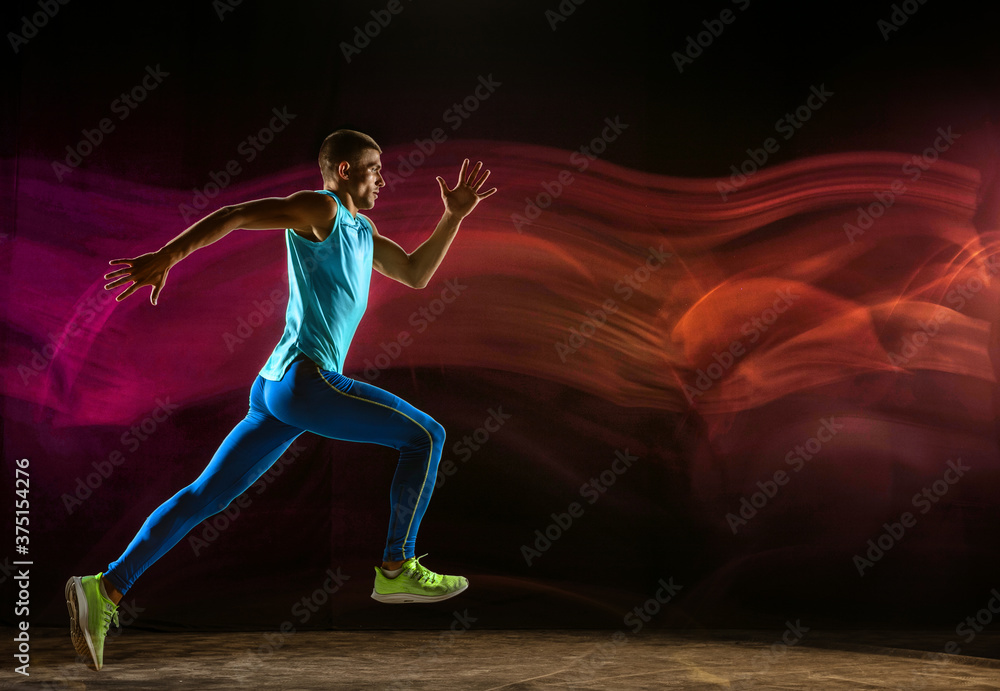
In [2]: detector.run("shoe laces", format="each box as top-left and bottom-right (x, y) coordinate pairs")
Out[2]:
(403, 555), (441, 585)
(101, 599), (120, 633)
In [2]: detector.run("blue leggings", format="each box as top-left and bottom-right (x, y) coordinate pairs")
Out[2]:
(104, 354), (444, 595)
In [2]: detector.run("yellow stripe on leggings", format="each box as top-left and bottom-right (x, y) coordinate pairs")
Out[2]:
(316, 365), (433, 558)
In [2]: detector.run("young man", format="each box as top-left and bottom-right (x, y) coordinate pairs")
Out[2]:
(65, 129), (497, 670)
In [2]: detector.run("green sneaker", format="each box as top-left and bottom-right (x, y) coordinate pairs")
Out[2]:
(371, 555), (469, 603)
(65, 572), (119, 670)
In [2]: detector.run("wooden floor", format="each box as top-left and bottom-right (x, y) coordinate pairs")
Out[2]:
(7, 627), (1000, 689)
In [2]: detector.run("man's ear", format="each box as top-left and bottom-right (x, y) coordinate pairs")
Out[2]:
(338, 161), (350, 180)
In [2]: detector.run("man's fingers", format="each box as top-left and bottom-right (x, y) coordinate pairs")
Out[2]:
(108, 258), (136, 266)
(150, 283), (162, 306)
(104, 275), (135, 290)
(115, 284), (139, 302)
(465, 161), (483, 185)
(455, 158), (469, 186)
(104, 266), (133, 279)
(471, 168), (491, 189)
(478, 187), (498, 199)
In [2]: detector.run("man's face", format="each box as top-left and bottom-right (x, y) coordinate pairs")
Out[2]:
(348, 149), (385, 209)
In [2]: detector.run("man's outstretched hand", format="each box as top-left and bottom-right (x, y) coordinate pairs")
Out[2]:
(436, 159), (498, 219)
(104, 250), (174, 305)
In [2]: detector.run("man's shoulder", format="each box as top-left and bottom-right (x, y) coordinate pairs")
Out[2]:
(295, 189), (339, 204)
(358, 212), (377, 233)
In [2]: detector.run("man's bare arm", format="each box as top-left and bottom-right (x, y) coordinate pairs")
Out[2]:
(104, 191), (334, 304)
(372, 159), (496, 289)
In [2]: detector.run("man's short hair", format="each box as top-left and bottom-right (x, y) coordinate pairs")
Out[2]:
(319, 129), (381, 179)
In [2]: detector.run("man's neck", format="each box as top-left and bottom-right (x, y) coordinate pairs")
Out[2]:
(324, 185), (358, 218)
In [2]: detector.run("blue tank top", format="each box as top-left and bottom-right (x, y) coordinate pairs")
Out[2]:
(259, 190), (373, 380)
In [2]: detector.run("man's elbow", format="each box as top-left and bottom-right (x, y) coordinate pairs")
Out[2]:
(216, 204), (244, 228)
(404, 256), (430, 289)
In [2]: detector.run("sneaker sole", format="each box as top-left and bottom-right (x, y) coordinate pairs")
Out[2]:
(65, 577), (99, 669)
(370, 582), (469, 604)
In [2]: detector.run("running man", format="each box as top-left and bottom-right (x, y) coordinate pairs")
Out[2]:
(65, 129), (497, 670)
